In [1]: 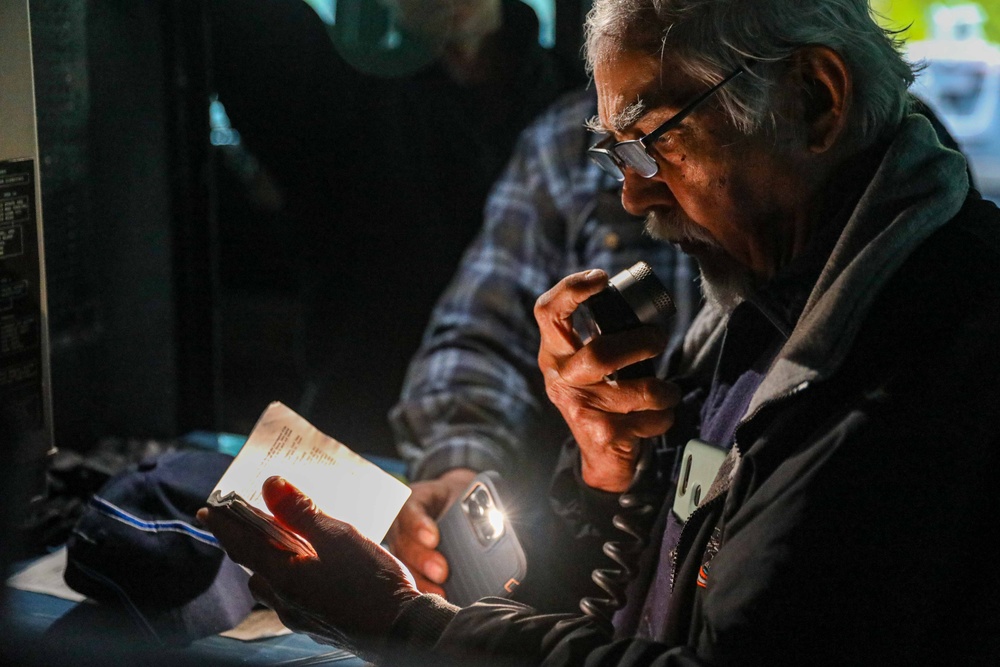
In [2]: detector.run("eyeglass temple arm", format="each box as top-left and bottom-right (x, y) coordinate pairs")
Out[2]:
(643, 68), (746, 146)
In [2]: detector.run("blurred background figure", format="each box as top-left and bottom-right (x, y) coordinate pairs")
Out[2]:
(208, 0), (582, 454)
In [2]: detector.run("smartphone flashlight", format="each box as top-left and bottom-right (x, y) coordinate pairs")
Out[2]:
(463, 483), (505, 544)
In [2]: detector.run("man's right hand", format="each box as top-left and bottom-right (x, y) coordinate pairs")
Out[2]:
(535, 269), (681, 493)
(386, 467), (477, 596)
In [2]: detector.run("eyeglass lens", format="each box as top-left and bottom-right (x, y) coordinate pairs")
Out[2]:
(590, 149), (625, 181)
(615, 142), (659, 178)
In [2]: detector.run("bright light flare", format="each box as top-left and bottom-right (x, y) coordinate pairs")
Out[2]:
(487, 507), (505, 539)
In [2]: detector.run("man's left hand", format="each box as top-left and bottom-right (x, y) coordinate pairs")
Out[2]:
(198, 477), (420, 658)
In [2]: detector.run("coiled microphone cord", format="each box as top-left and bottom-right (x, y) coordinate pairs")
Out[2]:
(575, 261), (676, 634)
(579, 440), (660, 634)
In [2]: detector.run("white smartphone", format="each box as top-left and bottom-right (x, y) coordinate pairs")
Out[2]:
(672, 439), (728, 523)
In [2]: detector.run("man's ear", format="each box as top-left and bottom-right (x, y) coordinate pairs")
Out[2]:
(789, 46), (852, 154)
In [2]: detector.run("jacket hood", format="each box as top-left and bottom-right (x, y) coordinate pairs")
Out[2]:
(747, 113), (970, 415)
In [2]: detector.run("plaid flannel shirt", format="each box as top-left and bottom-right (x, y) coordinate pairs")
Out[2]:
(390, 88), (700, 483)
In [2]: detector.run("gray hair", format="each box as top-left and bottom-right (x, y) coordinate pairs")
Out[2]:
(584, 0), (916, 146)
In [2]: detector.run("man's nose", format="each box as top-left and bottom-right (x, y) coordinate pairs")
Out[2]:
(620, 170), (674, 218)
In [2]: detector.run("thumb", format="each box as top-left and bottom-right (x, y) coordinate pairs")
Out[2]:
(421, 480), (458, 518)
(262, 476), (339, 543)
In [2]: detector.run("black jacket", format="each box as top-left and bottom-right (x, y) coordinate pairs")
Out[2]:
(388, 116), (1000, 666)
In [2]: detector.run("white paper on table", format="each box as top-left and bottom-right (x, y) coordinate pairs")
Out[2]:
(5, 547), (87, 602)
(218, 608), (293, 640)
(209, 401), (411, 545)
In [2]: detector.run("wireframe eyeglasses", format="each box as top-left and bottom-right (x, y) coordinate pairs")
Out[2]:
(588, 68), (745, 181)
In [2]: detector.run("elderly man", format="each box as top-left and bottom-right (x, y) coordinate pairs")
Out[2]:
(202, 0), (1000, 664)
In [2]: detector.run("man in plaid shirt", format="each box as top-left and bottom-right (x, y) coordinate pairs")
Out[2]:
(385, 88), (699, 610)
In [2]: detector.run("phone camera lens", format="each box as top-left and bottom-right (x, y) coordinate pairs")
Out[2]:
(467, 499), (484, 518)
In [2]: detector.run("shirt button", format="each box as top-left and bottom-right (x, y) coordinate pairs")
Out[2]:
(604, 231), (620, 250)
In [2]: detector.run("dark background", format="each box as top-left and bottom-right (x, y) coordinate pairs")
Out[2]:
(27, 0), (588, 461)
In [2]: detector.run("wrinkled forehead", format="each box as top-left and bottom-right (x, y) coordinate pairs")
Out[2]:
(593, 50), (698, 132)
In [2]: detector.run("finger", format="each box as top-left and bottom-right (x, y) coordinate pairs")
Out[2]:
(589, 378), (681, 414)
(203, 510), (301, 574)
(404, 545), (449, 586)
(406, 486), (451, 543)
(617, 408), (677, 440)
(388, 501), (438, 552)
(390, 530), (449, 581)
(605, 378), (682, 414)
(200, 505), (304, 576)
(410, 570), (446, 597)
(570, 406), (676, 453)
(415, 516), (439, 549)
(262, 477), (354, 545)
(599, 407), (676, 442)
(534, 270), (608, 357)
(560, 326), (670, 386)
(199, 505), (275, 566)
(581, 409), (674, 450)
(413, 479), (461, 522)
(549, 379), (680, 423)
(424, 551), (449, 585)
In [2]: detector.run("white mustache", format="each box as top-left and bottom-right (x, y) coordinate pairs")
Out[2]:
(645, 209), (721, 249)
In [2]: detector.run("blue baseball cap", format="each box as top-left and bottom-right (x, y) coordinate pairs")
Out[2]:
(63, 450), (256, 645)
